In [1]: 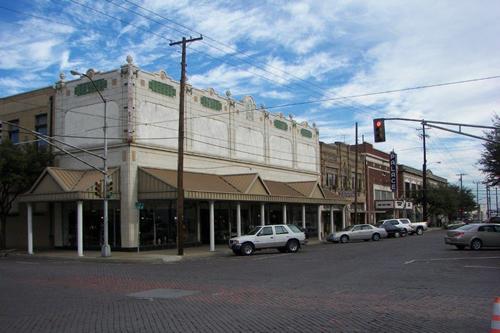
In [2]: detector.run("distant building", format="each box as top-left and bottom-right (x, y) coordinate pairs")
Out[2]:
(354, 143), (394, 224)
(319, 141), (366, 229)
(0, 87), (55, 248)
(398, 164), (447, 222)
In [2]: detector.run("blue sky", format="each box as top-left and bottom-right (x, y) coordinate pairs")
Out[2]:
(1, 0), (499, 206)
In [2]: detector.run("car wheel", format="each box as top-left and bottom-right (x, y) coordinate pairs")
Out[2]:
(340, 235), (349, 243)
(286, 239), (300, 253)
(372, 233), (381, 241)
(455, 245), (465, 250)
(401, 231), (407, 237)
(241, 242), (254, 255)
(470, 239), (482, 251)
(416, 227), (424, 235)
(394, 231), (400, 238)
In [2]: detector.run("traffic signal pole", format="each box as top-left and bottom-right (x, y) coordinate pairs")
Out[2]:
(421, 122), (428, 222)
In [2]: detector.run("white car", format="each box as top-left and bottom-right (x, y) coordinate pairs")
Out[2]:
(228, 224), (307, 255)
(327, 224), (388, 243)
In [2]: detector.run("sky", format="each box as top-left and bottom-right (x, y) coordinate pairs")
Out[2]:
(0, 0), (499, 207)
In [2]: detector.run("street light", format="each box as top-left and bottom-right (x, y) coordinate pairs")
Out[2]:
(70, 70), (111, 257)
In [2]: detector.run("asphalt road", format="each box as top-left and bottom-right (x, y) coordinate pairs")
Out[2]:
(1, 230), (499, 332)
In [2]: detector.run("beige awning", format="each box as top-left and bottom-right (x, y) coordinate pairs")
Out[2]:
(138, 167), (345, 205)
(20, 167), (120, 202)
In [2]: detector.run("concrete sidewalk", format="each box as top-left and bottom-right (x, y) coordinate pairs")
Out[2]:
(4, 240), (323, 263)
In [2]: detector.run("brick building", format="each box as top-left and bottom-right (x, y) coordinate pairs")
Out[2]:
(353, 143), (394, 224)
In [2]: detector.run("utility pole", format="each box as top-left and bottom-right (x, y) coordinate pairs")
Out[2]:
(421, 122), (428, 222)
(170, 35), (203, 256)
(473, 181), (480, 219)
(354, 122), (358, 224)
(456, 173), (467, 219)
(496, 187), (498, 216)
(487, 185), (491, 219)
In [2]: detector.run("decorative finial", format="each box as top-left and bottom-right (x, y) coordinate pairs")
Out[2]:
(59, 72), (65, 81)
(225, 90), (232, 98)
(86, 68), (95, 79)
(126, 55), (134, 64)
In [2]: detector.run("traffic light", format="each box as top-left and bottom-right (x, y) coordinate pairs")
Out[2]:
(373, 118), (386, 142)
(94, 181), (102, 198)
(106, 180), (113, 198)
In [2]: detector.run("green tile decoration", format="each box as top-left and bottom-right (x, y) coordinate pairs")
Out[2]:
(300, 128), (313, 138)
(149, 80), (176, 97)
(274, 119), (288, 131)
(200, 96), (222, 111)
(74, 79), (107, 96)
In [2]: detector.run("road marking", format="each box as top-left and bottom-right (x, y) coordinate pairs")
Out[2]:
(464, 265), (500, 270)
(404, 256), (500, 264)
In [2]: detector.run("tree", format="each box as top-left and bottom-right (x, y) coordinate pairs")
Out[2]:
(424, 184), (476, 221)
(479, 115), (500, 186)
(0, 141), (53, 249)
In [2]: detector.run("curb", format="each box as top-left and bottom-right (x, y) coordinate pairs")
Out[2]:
(5, 252), (183, 264)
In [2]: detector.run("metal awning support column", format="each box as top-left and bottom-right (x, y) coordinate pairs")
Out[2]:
(236, 202), (241, 237)
(330, 205), (334, 234)
(77, 201), (83, 257)
(283, 204), (287, 224)
(260, 203), (265, 226)
(317, 205), (322, 241)
(209, 201), (215, 252)
(342, 206), (346, 229)
(302, 204), (306, 229)
(27, 203), (33, 255)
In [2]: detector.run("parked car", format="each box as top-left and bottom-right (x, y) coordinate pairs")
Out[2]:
(488, 216), (500, 224)
(444, 223), (500, 250)
(379, 222), (408, 238)
(228, 224), (307, 255)
(378, 219), (413, 234)
(379, 218), (428, 235)
(326, 224), (387, 243)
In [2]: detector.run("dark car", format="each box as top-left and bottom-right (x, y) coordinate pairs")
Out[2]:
(380, 223), (407, 238)
(488, 216), (500, 224)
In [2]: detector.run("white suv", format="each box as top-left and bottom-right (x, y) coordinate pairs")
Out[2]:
(228, 224), (307, 255)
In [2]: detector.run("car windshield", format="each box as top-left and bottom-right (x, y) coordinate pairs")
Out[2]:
(245, 227), (262, 235)
(456, 224), (476, 231)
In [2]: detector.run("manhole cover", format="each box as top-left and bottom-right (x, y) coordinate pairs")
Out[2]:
(127, 288), (199, 299)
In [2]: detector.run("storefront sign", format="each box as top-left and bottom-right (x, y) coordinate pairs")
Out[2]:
(375, 200), (394, 209)
(390, 151), (398, 193)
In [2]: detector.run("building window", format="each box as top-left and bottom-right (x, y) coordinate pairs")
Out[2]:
(35, 114), (48, 149)
(375, 190), (393, 200)
(326, 173), (337, 189)
(9, 119), (19, 144)
(404, 182), (410, 197)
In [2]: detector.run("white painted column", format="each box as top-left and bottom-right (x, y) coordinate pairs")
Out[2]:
(196, 202), (201, 243)
(330, 205), (334, 234)
(260, 203), (265, 226)
(283, 204), (287, 224)
(27, 203), (33, 255)
(77, 201), (83, 257)
(209, 201), (215, 252)
(342, 206), (346, 229)
(317, 205), (322, 241)
(236, 202), (241, 237)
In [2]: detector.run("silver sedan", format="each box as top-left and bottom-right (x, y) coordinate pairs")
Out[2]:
(327, 224), (388, 243)
(444, 223), (500, 250)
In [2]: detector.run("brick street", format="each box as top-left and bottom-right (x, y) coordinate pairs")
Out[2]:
(1, 230), (499, 332)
